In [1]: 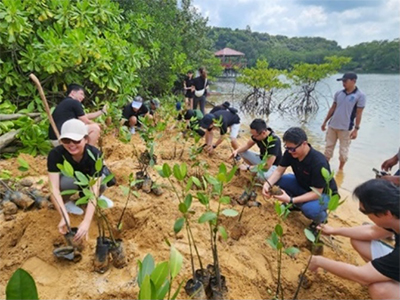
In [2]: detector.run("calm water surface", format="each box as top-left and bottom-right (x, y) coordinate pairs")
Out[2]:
(208, 73), (400, 193)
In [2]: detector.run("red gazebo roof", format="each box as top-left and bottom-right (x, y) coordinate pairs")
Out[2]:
(214, 47), (245, 57)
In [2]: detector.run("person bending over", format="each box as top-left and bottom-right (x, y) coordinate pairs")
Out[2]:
(262, 127), (338, 227)
(122, 96), (150, 134)
(309, 179), (399, 300)
(380, 148), (400, 186)
(231, 119), (282, 181)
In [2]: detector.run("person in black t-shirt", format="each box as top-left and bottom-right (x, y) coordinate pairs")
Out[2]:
(199, 109), (240, 154)
(122, 96), (150, 134)
(309, 179), (399, 299)
(48, 119), (110, 242)
(231, 119), (282, 181)
(48, 83), (106, 147)
(191, 67), (209, 114)
(209, 101), (230, 114)
(262, 127), (338, 225)
(183, 70), (194, 109)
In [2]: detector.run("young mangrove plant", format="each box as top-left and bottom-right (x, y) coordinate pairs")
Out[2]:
(266, 201), (300, 300)
(197, 163), (239, 299)
(293, 167), (344, 299)
(156, 162), (206, 299)
(137, 245), (184, 300)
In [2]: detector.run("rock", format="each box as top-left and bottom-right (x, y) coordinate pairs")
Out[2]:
(2, 201), (18, 215)
(4, 214), (16, 221)
(19, 178), (33, 187)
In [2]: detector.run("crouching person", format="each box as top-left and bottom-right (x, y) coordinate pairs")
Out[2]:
(47, 119), (112, 241)
(309, 179), (399, 300)
(262, 127), (338, 227)
(122, 96), (149, 134)
(231, 119), (282, 181)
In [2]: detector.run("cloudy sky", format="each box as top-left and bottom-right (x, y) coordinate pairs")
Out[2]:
(191, 0), (400, 47)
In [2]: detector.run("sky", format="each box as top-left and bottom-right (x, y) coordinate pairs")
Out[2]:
(191, 0), (400, 47)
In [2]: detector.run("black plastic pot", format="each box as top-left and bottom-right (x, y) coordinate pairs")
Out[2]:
(94, 237), (110, 273)
(184, 279), (206, 300)
(53, 246), (82, 263)
(135, 171), (145, 189)
(110, 239), (127, 269)
(142, 177), (153, 193)
(209, 275), (228, 300)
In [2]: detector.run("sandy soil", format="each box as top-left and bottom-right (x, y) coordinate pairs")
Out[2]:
(0, 130), (372, 299)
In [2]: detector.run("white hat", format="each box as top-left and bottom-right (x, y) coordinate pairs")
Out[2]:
(131, 95), (143, 109)
(59, 119), (88, 141)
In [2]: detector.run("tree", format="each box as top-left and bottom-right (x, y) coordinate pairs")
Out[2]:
(237, 59), (289, 115)
(278, 56), (351, 116)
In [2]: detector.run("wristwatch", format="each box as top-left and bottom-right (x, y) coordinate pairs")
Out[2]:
(354, 125), (360, 130)
(289, 197), (294, 204)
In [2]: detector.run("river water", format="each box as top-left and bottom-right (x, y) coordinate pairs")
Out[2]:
(208, 73), (400, 193)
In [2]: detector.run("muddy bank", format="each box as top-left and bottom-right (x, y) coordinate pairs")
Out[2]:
(0, 131), (370, 299)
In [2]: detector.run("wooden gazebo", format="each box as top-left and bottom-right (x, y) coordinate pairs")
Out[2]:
(214, 47), (246, 77)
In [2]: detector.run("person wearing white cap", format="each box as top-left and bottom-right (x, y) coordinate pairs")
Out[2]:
(122, 95), (150, 134)
(47, 119), (113, 242)
(48, 83), (106, 147)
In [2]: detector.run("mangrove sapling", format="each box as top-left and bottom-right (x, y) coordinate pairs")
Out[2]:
(57, 152), (123, 271)
(293, 167), (344, 300)
(116, 173), (139, 231)
(156, 162), (206, 298)
(137, 246), (184, 300)
(266, 201), (300, 300)
(197, 163), (239, 298)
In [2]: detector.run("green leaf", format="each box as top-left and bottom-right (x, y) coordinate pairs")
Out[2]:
(180, 163), (187, 179)
(74, 171), (89, 186)
(95, 159), (103, 173)
(174, 218), (185, 234)
(173, 164), (183, 181)
(218, 226), (228, 241)
(221, 209), (239, 217)
(17, 157), (29, 171)
(304, 228), (316, 243)
(218, 163), (227, 175)
(162, 163), (172, 178)
(120, 186), (130, 196)
(198, 211), (217, 223)
(184, 194), (192, 209)
(226, 166), (237, 182)
(6, 268), (38, 300)
(178, 203), (187, 213)
(185, 177), (193, 193)
(170, 280), (185, 300)
(191, 176), (201, 188)
(155, 280), (170, 300)
(75, 196), (89, 205)
(266, 238), (277, 250)
(138, 254), (155, 287)
(150, 261), (169, 291)
(60, 189), (78, 196)
(321, 167), (330, 181)
(277, 241), (283, 250)
(328, 194), (340, 212)
(219, 196), (230, 204)
(63, 160), (74, 177)
(274, 224), (283, 237)
(274, 201), (282, 215)
(138, 274), (152, 300)
(284, 247), (300, 256)
(310, 187), (322, 197)
(98, 199), (108, 209)
(169, 246), (183, 279)
(196, 193), (209, 206)
(102, 174), (115, 186)
(87, 149), (96, 162)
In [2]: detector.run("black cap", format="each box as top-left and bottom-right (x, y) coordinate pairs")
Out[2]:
(222, 101), (230, 108)
(199, 113), (215, 129)
(184, 110), (195, 120)
(337, 72), (357, 81)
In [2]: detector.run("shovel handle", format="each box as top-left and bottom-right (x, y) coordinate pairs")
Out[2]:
(29, 73), (60, 139)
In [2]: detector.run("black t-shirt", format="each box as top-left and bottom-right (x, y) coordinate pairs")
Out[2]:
(184, 76), (194, 97)
(192, 76), (207, 91)
(47, 144), (103, 178)
(122, 103), (149, 120)
(371, 231), (399, 282)
(280, 146), (338, 194)
(209, 106), (227, 114)
(211, 110), (240, 135)
(48, 97), (85, 140)
(251, 128), (282, 166)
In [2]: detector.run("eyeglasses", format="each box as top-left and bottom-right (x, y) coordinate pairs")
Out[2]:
(61, 138), (83, 145)
(284, 142), (303, 152)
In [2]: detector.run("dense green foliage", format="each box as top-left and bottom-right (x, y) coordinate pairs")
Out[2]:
(208, 27), (399, 72)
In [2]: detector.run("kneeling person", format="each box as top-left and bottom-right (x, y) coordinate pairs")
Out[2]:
(122, 96), (149, 134)
(231, 119), (282, 181)
(47, 119), (111, 241)
(262, 127), (338, 226)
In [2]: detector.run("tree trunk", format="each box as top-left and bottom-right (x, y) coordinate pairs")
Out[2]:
(0, 129), (21, 151)
(0, 113), (41, 121)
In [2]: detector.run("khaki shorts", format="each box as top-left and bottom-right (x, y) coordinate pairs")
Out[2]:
(324, 127), (351, 162)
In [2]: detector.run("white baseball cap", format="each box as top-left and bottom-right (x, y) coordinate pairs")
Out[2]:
(59, 119), (88, 141)
(131, 95), (143, 109)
